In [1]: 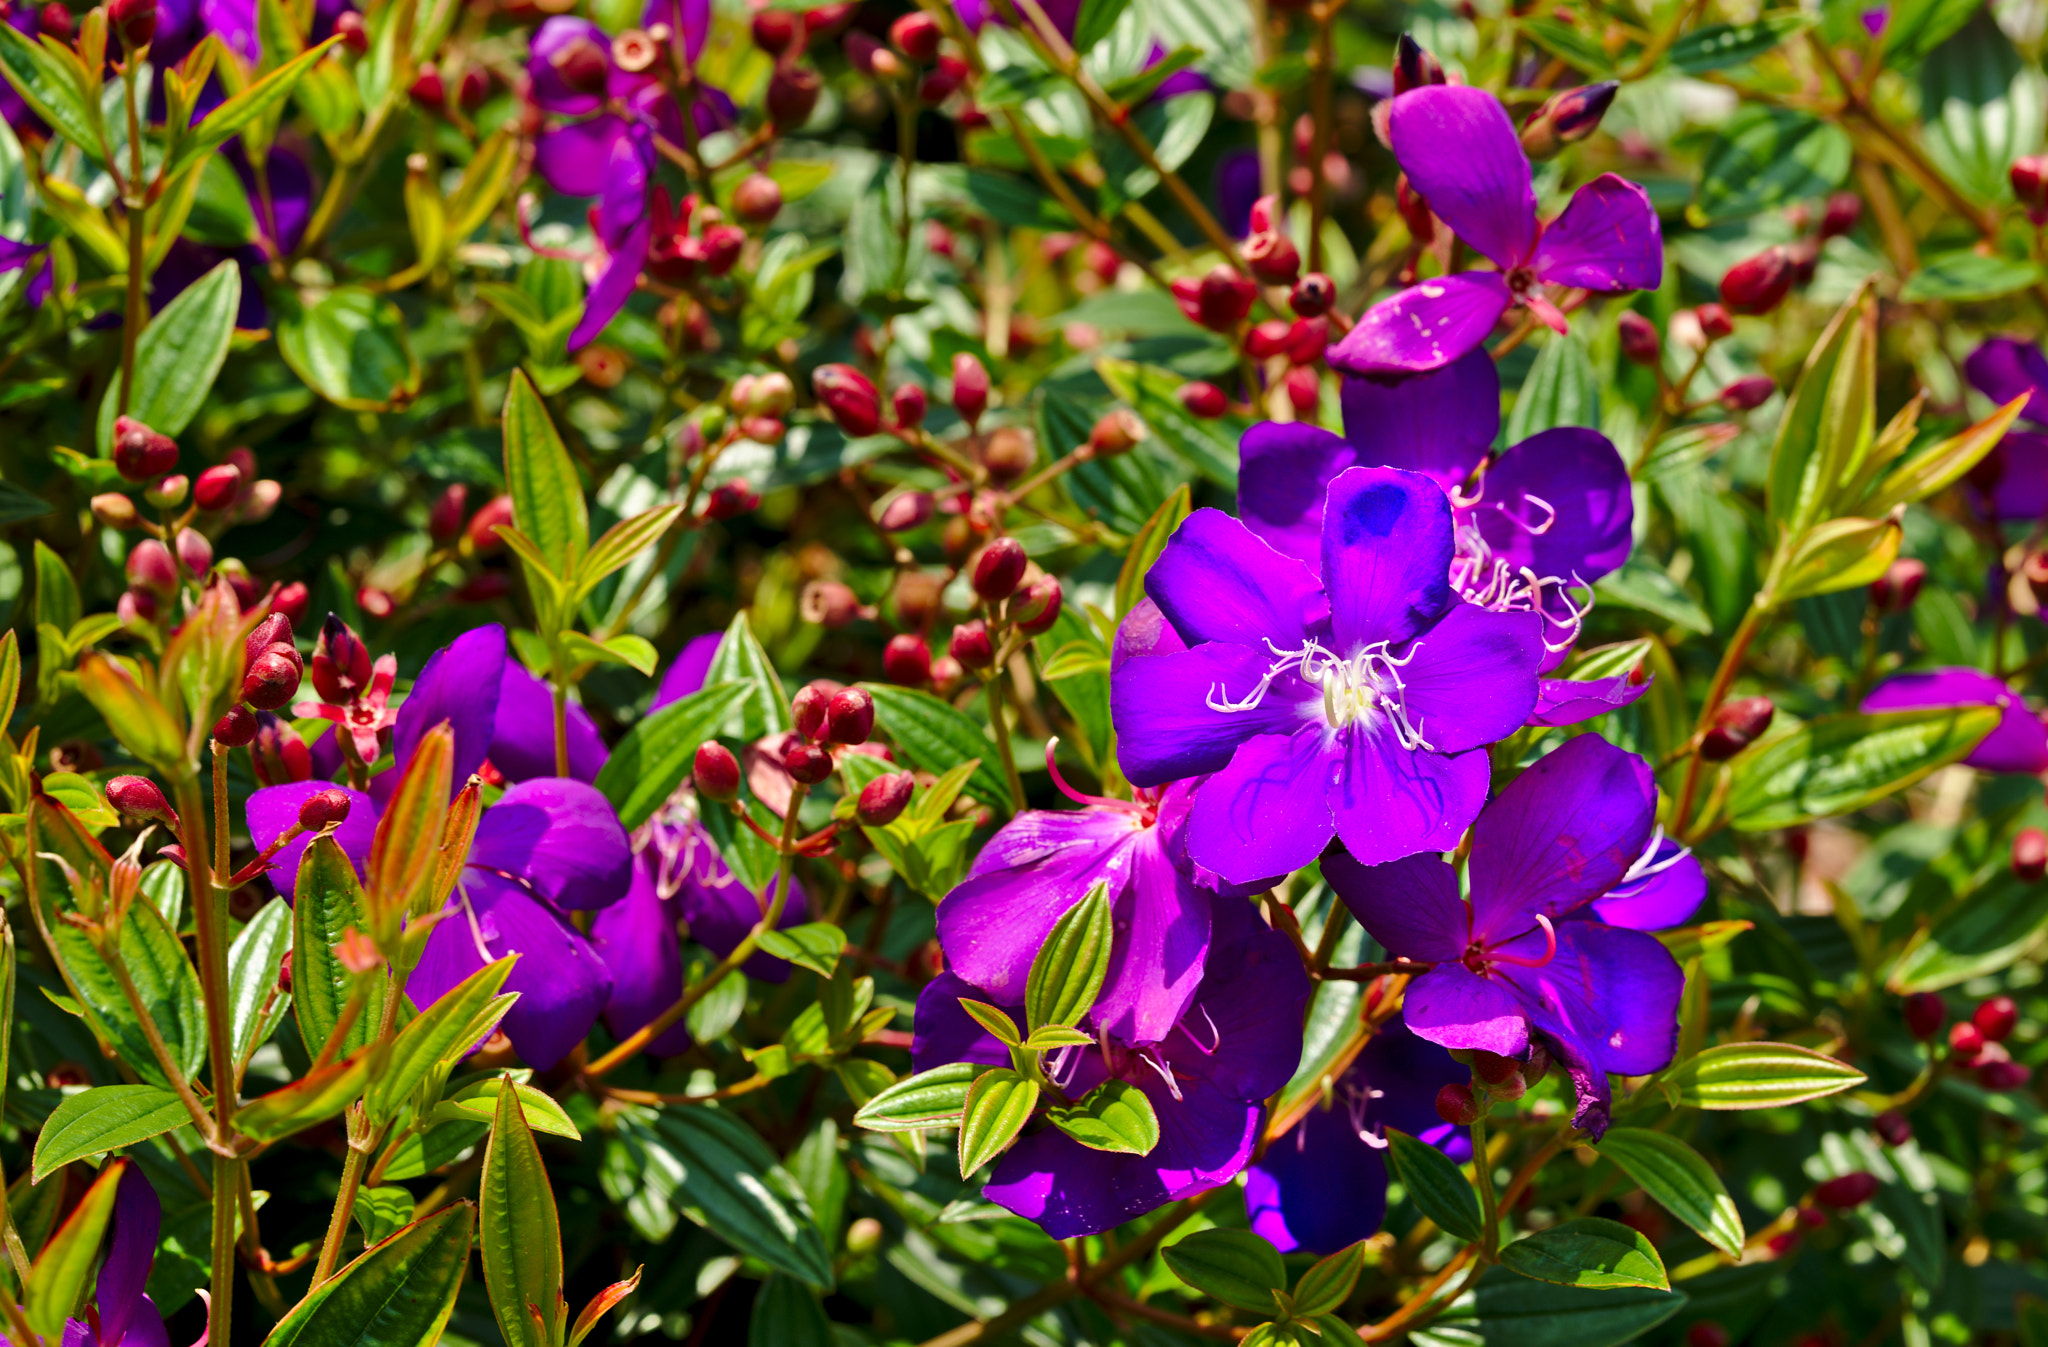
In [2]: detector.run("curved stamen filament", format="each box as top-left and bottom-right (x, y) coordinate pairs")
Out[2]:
(1206, 636), (1434, 752)
(1619, 826), (1693, 887)
(1488, 913), (1558, 970)
(1044, 737), (1145, 814)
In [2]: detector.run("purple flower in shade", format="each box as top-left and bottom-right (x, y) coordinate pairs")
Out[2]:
(1243, 1014), (1470, 1255)
(1240, 346), (1634, 675)
(0, 4), (42, 132)
(0, 1165), (197, 1347)
(1862, 669), (2048, 775)
(249, 625), (632, 1069)
(1215, 148), (1265, 239)
(1111, 468), (1545, 885)
(1328, 85), (1663, 376)
(912, 893), (1307, 1238)
(1962, 338), (2048, 521)
(937, 768), (1211, 1045)
(1324, 733), (1693, 1137)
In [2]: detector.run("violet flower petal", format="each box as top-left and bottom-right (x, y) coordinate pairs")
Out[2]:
(1321, 467), (1455, 650)
(1527, 673), (1651, 728)
(910, 972), (1017, 1070)
(1166, 891), (1310, 1102)
(1236, 421), (1358, 572)
(1594, 837), (1706, 931)
(642, 0), (711, 64)
(1389, 86), (1537, 270)
(1323, 849), (1467, 962)
(528, 16), (609, 117)
(568, 214), (650, 353)
(1329, 727), (1490, 868)
(535, 118), (623, 198)
(650, 632), (723, 711)
(96, 1166), (161, 1347)
(1477, 426), (1635, 584)
(1110, 597), (1187, 668)
(1976, 432), (2048, 520)
(1964, 337), (2048, 425)
(1528, 174), (1664, 292)
(468, 778), (634, 911)
(591, 855), (692, 1056)
(1186, 728), (1337, 883)
(394, 623), (507, 788)
(246, 783), (377, 902)
(1338, 346), (1501, 490)
(1146, 507), (1329, 649)
(488, 659), (608, 783)
(1396, 604), (1544, 753)
(676, 854), (807, 983)
(1401, 963), (1532, 1058)
(1112, 642), (1319, 787)
(1863, 668), (2048, 773)
(1326, 271), (1514, 376)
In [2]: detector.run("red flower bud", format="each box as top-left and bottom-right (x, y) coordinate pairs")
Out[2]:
(298, 788), (353, 829)
(427, 483), (468, 544)
(466, 494), (514, 552)
(792, 682), (832, 740)
(312, 614), (373, 705)
(2014, 154), (2048, 225)
(1472, 1050), (1520, 1084)
(1698, 696), (1774, 760)
(800, 580), (862, 628)
(127, 539), (178, 595)
(1979, 1058), (2033, 1091)
(1950, 1019), (1986, 1062)
(891, 10), (941, 61)
(1618, 310), (1660, 366)
(826, 687), (875, 744)
(950, 620), (994, 669)
(1693, 303), (1733, 342)
(1245, 319), (1294, 360)
(1434, 1082), (1480, 1126)
(1289, 272), (1336, 318)
(457, 66), (490, 111)
(242, 645), (304, 711)
(92, 493), (139, 530)
(767, 64), (822, 129)
(1813, 1171), (1879, 1209)
(108, 0), (156, 47)
(813, 363), (882, 437)
(951, 353), (990, 429)
(1686, 1324), (1731, 1347)
(1975, 995), (2019, 1042)
(1089, 409), (1143, 457)
(144, 475), (188, 510)
(271, 581), (309, 627)
(733, 173), (783, 225)
(785, 741), (835, 784)
(1869, 557), (1925, 613)
(39, 2), (74, 40)
(752, 7), (799, 54)
(1519, 80), (1617, 160)
(1010, 575), (1061, 634)
(1244, 231), (1300, 286)
(1873, 1111), (1912, 1147)
(701, 224), (746, 276)
(803, 1), (854, 39)
(1179, 381), (1228, 418)
(194, 464), (243, 512)
(1718, 375), (1776, 412)
(702, 480), (759, 521)
(1720, 246), (1797, 316)
(333, 9), (365, 52)
(113, 416), (178, 482)
(1283, 365), (1321, 416)
(884, 633), (933, 685)
(107, 775), (176, 823)
(857, 771), (915, 826)
(213, 705), (258, 747)
(409, 63), (447, 109)
(1174, 265), (1258, 332)
(693, 741), (742, 801)
(118, 589), (158, 625)
(878, 491), (934, 532)
(1248, 193), (1279, 235)
(972, 538), (1027, 602)
(1820, 191), (1863, 240)
(2015, 826), (2047, 882)
(892, 384), (929, 431)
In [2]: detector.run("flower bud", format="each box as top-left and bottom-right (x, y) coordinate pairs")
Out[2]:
(892, 384), (928, 431)
(145, 475), (189, 510)
(467, 494), (514, 552)
(409, 63), (446, 109)
(982, 427), (1034, 483)
(1245, 319), (1293, 360)
(1813, 1171), (1878, 1209)
(1686, 1324), (1731, 1347)
(1872, 1111), (1912, 1147)
(1434, 1081), (1480, 1126)
(1618, 310), (1660, 366)
(298, 789), (353, 829)
(813, 363), (882, 437)
(1975, 995), (2018, 1042)
(333, 9), (366, 51)
(1695, 303), (1734, 342)
(1289, 272), (1336, 318)
(1519, 80), (1617, 160)
(693, 741), (742, 801)
(792, 683), (832, 740)
(856, 771), (915, 826)
(972, 538), (1027, 602)
(551, 35), (609, 95)
(2016, 826), (2047, 881)
(312, 614), (373, 704)
(702, 480), (760, 521)
(1720, 246), (1796, 316)
(950, 620), (993, 669)
(733, 173), (783, 226)
(1950, 1019), (1986, 1062)
(1868, 557), (1925, 613)
(891, 10), (940, 61)
(1819, 191), (1863, 240)
(844, 1215), (884, 1256)
(39, 2), (74, 40)
(457, 66), (490, 111)
(427, 483), (469, 544)
(107, 775), (176, 824)
(1010, 575), (1061, 634)
(752, 7), (799, 54)
(1179, 381), (1228, 418)
(127, 539), (178, 595)
(108, 0), (156, 48)
(92, 493), (139, 529)
(113, 416), (179, 482)
(701, 224), (746, 276)
(241, 646), (302, 711)
(929, 654), (964, 692)
(1172, 265), (1258, 332)
(1244, 231), (1300, 286)
(1718, 375), (1776, 412)
(1699, 695), (1774, 760)
(734, 370), (797, 419)
(1283, 365), (1320, 416)
(951, 353), (990, 429)
(878, 491), (934, 532)
(1900, 990), (1945, 1040)
(1472, 1050), (1520, 1084)
(1980, 1058), (2033, 1091)
(826, 687), (875, 744)
(767, 64), (822, 130)
(884, 633), (933, 685)
(266, 582), (307, 628)
(194, 464), (243, 512)
(210, 704), (258, 748)
(1089, 409), (1143, 458)
(785, 741), (835, 784)
(2015, 155), (2048, 226)
(118, 589), (158, 625)
(1392, 33), (1444, 94)
(801, 579), (862, 628)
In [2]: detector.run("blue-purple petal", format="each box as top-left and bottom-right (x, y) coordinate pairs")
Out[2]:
(1186, 727), (1336, 884)
(468, 778), (633, 911)
(1528, 174), (1664, 293)
(1389, 86), (1537, 270)
(1236, 421), (1358, 572)
(1965, 337), (2048, 425)
(1528, 673), (1650, 728)
(1321, 467), (1455, 650)
(650, 632), (723, 711)
(1593, 838), (1706, 931)
(247, 783), (377, 902)
(394, 624), (507, 788)
(1398, 604), (1544, 754)
(1112, 642), (1318, 788)
(1326, 271), (1514, 376)
(1146, 507), (1329, 650)
(1329, 723), (1490, 868)
(1323, 849), (1468, 963)
(1862, 668), (2048, 774)
(1338, 347), (1501, 490)
(591, 855), (692, 1056)
(488, 659), (608, 784)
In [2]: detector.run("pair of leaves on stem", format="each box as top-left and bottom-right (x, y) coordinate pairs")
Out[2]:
(1161, 1230), (1366, 1345)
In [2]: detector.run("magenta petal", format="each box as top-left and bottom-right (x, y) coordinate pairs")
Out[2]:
(592, 857), (692, 1056)
(1477, 426), (1635, 584)
(1111, 597), (1188, 668)
(1147, 508), (1329, 649)
(1329, 729), (1490, 868)
(1468, 734), (1654, 943)
(1338, 347), (1501, 490)
(1594, 838), (1706, 931)
(1528, 673), (1651, 728)
(650, 632), (723, 711)
(415, 874), (612, 1070)
(96, 1166), (161, 1347)
(247, 783), (376, 902)
(489, 659), (608, 784)
(0, 236), (45, 272)
(395, 624), (506, 788)
(1100, 842), (1212, 1044)
(117, 1298), (170, 1347)
(528, 16), (607, 116)
(569, 214), (650, 353)
(910, 972), (1017, 1070)
(1326, 272), (1513, 376)
(534, 118), (622, 198)
(1964, 337), (2048, 424)
(1186, 728), (1337, 884)
(1322, 850), (1468, 963)
(1112, 643), (1318, 788)
(468, 779), (633, 911)
(1389, 86), (1537, 270)
(1863, 668), (2048, 773)
(1321, 467), (1455, 649)
(1398, 604), (1544, 753)
(1237, 422), (1358, 573)
(1402, 964), (1531, 1058)
(1529, 174), (1664, 293)
(641, 0), (710, 63)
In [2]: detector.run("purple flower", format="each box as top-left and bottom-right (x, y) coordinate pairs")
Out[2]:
(249, 625), (632, 1069)
(1328, 86), (1662, 376)
(937, 773), (1211, 1045)
(1111, 468), (1545, 884)
(1240, 346), (1634, 673)
(1, 1165), (193, 1347)
(912, 893), (1307, 1238)
(1962, 338), (2048, 521)
(1862, 668), (2048, 775)
(1215, 148), (1265, 239)
(1244, 1014), (1470, 1255)
(1325, 734), (1692, 1136)
(0, 4), (42, 133)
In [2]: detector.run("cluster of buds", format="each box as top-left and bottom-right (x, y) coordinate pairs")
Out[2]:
(1909, 991), (2034, 1091)
(970, 537), (1060, 635)
(845, 12), (967, 105)
(786, 681), (874, 783)
(98, 432), (284, 619)
(1719, 194), (1860, 317)
(648, 192), (747, 284)
(753, 3), (849, 129)
(1245, 311), (1331, 416)
(409, 61), (491, 115)
(1435, 1045), (1551, 1124)
(1242, 195), (1301, 287)
(731, 370), (797, 444)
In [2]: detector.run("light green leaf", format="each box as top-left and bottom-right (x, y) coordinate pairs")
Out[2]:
(861, 683), (1012, 808)
(481, 1073), (565, 1347)
(275, 286), (421, 412)
(32, 1085), (192, 1181)
(1046, 1078), (1159, 1155)
(1497, 1218), (1668, 1290)
(1024, 879), (1113, 1032)
(1661, 1041), (1867, 1110)
(366, 957), (518, 1124)
(167, 38), (340, 179)
(753, 922), (846, 978)
(705, 611), (792, 741)
(852, 1061), (980, 1132)
(592, 680), (750, 831)
(227, 897), (292, 1066)
(1595, 1129), (1743, 1258)
(95, 259), (241, 452)
(1725, 705), (1999, 830)
(958, 1069), (1040, 1179)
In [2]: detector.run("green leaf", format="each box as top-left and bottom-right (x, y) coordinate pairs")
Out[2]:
(704, 610), (793, 741)
(753, 922), (845, 978)
(957, 1068), (1039, 1179)
(645, 1106), (834, 1290)
(1888, 870), (2048, 991)
(1595, 1129), (1744, 1259)
(1865, 395), (2026, 513)
(48, 896), (206, 1090)
(167, 38), (339, 179)
(1292, 1240), (1368, 1318)
(481, 1073), (565, 1347)
(35, 538), (79, 633)
(1919, 11), (2044, 206)
(593, 680), (750, 831)
(433, 1077), (582, 1139)
(1664, 13), (1815, 72)
(1691, 105), (1852, 224)
(367, 957), (518, 1124)
(31, 1085), (192, 1181)
(235, 1045), (375, 1140)
(1505, 330), (1598, 441)
(1161, 1228), (1288, 1314)
(746, 1274), (834, 1347)
(1520, 18), (1612, 74)
(852, 1061), (980, 1132)
(1881, 0), (1979, 63)
(1414, 1268), (1686, 1347)
(1116, 483), (1191, 620)
(1386, 1129), (1485, 1244)
(501, 368), (589, 579)
(957, 998), (1022, 1047)
(1096, 357), (1238, 488)
(560, 631), (658, 676)
(1024, 879), (1113, 1032)
(293, 835), (384, 1059)
(576, 503), (685, 598)
(1498, 1217), (1668, 1290)
(1661, 1041), (1867, 1109)
(352, 1186), (414, 1246)
(1775, 516), (1902, 601)
(94, 259), (240, 452)
(1070, 0), (1133, 53)
(975, 62), (1065, 110)
(1725, 705), (1999, 830)
(1764, 282), (1876, 535)
(275, 286), (422, 412)
(227, 897), (292, 1066)
(24, 1157), (124, 1343)
(1899, 248), (2044, 302)
(263, 1202), (475, 1347)
(861, 683), (1012, 808)
(1046, 1078), (1159, 1155)
(0, 25), (101, 163)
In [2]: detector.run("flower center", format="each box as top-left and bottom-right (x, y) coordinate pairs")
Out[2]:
(1462, 913), (1559, 975)
(1445, 482), (1591, 658)
(1207, 637), (1433, 750)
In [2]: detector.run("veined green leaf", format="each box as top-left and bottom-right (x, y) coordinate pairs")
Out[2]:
(1498, 1218), (1668, 1290)
(593, 680), (749, 831)
(263, 1201), (475, 1347)
(481, 1073), (565, 1347)
(1046, 1078), (1159, 1155)
(503, 368), (590, 579)
(94, 259), (241, 453)
(1661, 1042), (1866, 1110)
(861, 683), (1012, 808)
(1024, 879), (1112, 1032)
(367, 957), (517, 1124)
(1725, 705), (1999, 830)
(1161, 1228), (1288, 1314)
(24, 1157), (126, 1342)
(1386, 1129), (1485, 1244)
(31, 1085), (192, 1181)
(957, 1069), (1039, 1179)
(852, 1061), (980, 1132)
(1596, 1129), (1744, 1258)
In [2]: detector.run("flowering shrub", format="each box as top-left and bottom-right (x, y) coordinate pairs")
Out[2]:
(6, 0), (2048, 1342)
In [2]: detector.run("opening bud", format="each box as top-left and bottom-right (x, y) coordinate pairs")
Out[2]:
(950, 620), (994, 669)
(1719, 246), (1796, 316)
(1617, 310), (1660, 366)
(311, 615), (373, 704)
(194, 464), (243, 512)
(1434, 1081), (1480, 1126)
(1472, 1050), (1521, 1084)
(1699, 695), (1774, 760)
(1178, 381), (1229, 419)
(2015, 826), (2047, 881)
(1172, 265), (1258, 332)
(951, 353), (990, 429)
(972, 537), (1028, 602)
(1949, 1019), (1986, 1062)
(466, 494), (514, 552)
(1974, 995), (2018, 1042)
(1519, 80), (1617, 160)
(1869, 557), (1925, 613)
(801, 580), (862, 628)
(145, 475), (189, 510)
(792, 683), (833, 740)
(883, 633), (933, 685)
(298, 789), (353, 829)
(1718, 375), (1776, 412)
(785, 741), (835, 785)
(108, 0), (156, 48)
(693, 741), (742, 801)
(1244, 231), (1300, 286)
(826, 686), (875, 744)
(40, 2), (74, 40)
(1289, 272), (1336, 318)
(1392, 34), (1444, 94)
(92, 493), (139, 530)
(1812, 1172), (1879, 1209)
(1089, 409), (1144, 458)
(245, 612), (293, 665)
(813, 363), (882, 437)
(551, 35), (609, 95)
(1872, 1111), (1912, 1147)
(113, 416), (179, 482)
(856, 771), (915, 826)
(107, 775), (177, 825)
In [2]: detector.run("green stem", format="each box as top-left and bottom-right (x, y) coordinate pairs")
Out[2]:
(552, 670), (571, 779)
(982, 665), (1028, 815)
(310, 1135), (368, 1286)
(116, 63), (146, 418)
(1471, 1110), (1499, 1260)
(172, 773), (237, 1345)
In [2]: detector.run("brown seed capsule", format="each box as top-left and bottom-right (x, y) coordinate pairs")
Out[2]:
(801, 580), (862, 628)
(693, 741), (742, 801)
(981, 427), (1034, 484)
(972, 538), (1028, 602)
(1089, 409), (1143, 458)
(91, 493), (139, 529)
(856, 771), (915, 826)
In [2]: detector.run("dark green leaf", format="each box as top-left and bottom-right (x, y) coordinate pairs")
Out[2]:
(1725, 706), (1999, 830)
(1071, 0), (1133, 53)
(366, 957), (517, 1124)
(1045, 1078), (1159, 1155)
(275, 286), (421, 412)
(1665, 13), (1815, 72)
(227, 897), (292, 1066)
(593, 680), (750, 830)
(1661, 1041), (1867, 1109)
(1498, 1217), (1668, 1290)
(1881, 0), (1979, 63)
(643, 1107), (833, 1289)
(31, 1085), (192, 1181)
(1413, 1267), (1686, 1347)
(262, 1202), (475, 1347)
(1595, 1129), (1743, 1258)
(49, 898), (206, 1091)
(853, 1061), (980, 1132)
(1096, 357), (1238, 488)
(352, 1186), (413, 1246)
(481, 1073), (564, 1347)
(861, 683), (1012, 808)
(1899, 249), (2044, 302)
(705, 611), (793, 741)
(1691, 106), (1851, 224)
(1161, 1228), (1287, 1314)
(1889, 870), (2048, 990)
(1520, 18), (1611, 74)
(1386, 1129), (1485, 1245)
(1024, 879), (1112, 1032)
(94, 259), (240, 452)
(957, 1069), (1039, 1178)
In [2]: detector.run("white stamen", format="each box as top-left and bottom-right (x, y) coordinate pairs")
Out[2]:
(1206, 636), (1433, 752)
(1619, 826), (1693, 888)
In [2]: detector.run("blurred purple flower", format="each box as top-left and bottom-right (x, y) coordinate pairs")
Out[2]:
(1111, 469), (1545, 884)
(1326, 733), (1690, 1137)
(0, 1165), (197, 1347)
(1863, 668), (2048, 774)
(1215, 148), (1264, 239)
(1239, 347), (1634, 673)
(1329, 85), (1662, 375)
(1962, 338), (2048, 521)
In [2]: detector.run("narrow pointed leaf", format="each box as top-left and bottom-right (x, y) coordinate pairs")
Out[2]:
(294, 834), (384, 1057)
(367, 956), (518, 1124)
(482, 1073), (565, 1347)
(1596, 1129), (1744, 1259)
(236, 1044), (376, 1140)
(503, 369), (590, 579)
(32, 1085), (190, 1182)
(852, 1062), (980, 1132)
(262, 1201), (476, 1347)
(166, 38), (341, 179)
(1024, 879), (1113, 1032)
(227, 897), (293, 1065)
(1292, 1240), (1368, 1318)
(1662, 1042), (1867, 1110)
(24, 1157), (125, 1341)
